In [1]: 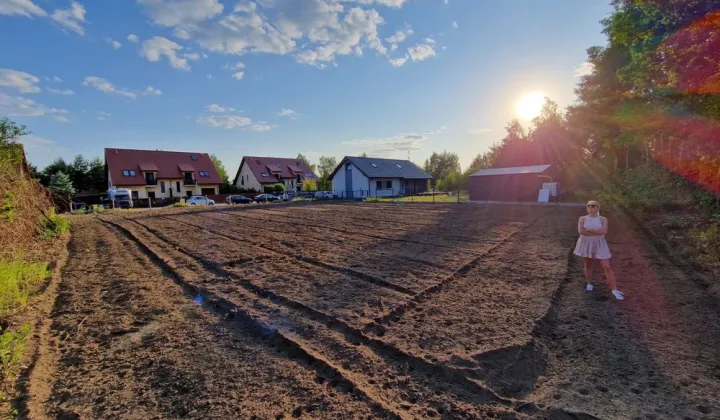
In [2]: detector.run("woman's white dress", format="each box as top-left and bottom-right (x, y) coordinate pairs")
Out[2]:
(574, 216), (612, 260)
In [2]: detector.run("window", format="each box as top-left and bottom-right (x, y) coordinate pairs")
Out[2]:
(160, 181), (166, 193)
(396, 164), (403, 169)
(191, 155), (197, 160)
(386, 180), (392, 189)
(370, 163), (377, 168)
(261, 173), (269, 177)
(241, 178), (245, 186)
(275, 163), (281, 168)
(376, 180), (382, 190)
(199, 171), (210, 177)
(176, 181), (181, 193)
(122, 170), (136, 176)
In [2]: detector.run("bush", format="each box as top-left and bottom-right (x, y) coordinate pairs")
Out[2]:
(274, 184), (286, 193)
(41, 209), (70, 239)
(173, 201), (188, 207)
(0, 260), (49, 315)
(695, 223), (720, 263)
(366, 197), (381, 203)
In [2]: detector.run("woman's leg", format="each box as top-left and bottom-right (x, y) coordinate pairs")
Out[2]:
(583, 258), (593, 285)
(600, 259), (618, 290)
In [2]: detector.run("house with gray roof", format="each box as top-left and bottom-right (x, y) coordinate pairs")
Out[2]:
(329, 156), (432, 198)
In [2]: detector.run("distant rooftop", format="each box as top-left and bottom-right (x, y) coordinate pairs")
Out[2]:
(470, 164), (552, 177)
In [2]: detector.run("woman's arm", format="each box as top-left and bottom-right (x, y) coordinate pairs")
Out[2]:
(584, 217), (609, 235)
(578, 217), (589, 236)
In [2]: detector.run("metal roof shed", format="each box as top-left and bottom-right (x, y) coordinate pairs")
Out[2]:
(469, 164), (555, 202)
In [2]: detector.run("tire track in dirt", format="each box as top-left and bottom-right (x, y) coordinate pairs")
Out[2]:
(159, 214), (417, 296)
(101, 219), (402, 419)
(39, 218), (383, 419)
(104, 218), (526, 418)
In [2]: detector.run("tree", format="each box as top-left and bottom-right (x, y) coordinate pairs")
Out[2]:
(296, 153), (317, 172)
(423, 151), (461, 186)
(303, 179), (317, 191)
(360, 152), (368, 158)
(87, 157), (106, 192)
(0, 118), (29, 164)
(39, 158), (70, 186)
(317, 156), (337, 191)
(69, 154), (89, 191)
(49, 171), (75, 195)
(210, 154), (229, 185)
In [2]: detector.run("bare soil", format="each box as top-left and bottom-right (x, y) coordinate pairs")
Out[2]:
(19, 202), (720, 419)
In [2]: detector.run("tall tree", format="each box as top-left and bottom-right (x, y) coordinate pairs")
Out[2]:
(423, 151), (461, 186)
(87, 157), (106, 192)
(69, 154), (89, 192)
(297, 153), (317, 172)
(39, 158), (70, 186)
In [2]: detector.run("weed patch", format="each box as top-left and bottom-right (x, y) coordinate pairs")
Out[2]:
(41, 209), (70, 239)
(0, 260), (49, 315)
(0, 325), (31, 380)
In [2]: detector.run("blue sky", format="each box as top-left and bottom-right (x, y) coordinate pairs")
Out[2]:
(0, 0), (612, 171)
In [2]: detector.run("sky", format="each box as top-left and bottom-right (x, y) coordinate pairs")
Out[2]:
(0, 0), (613, 172)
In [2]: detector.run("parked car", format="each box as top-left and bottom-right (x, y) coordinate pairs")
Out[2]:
(186, 196), (215, 206)
(315, 191), (335, 200)
(226, 194), (253, 204)
(254, 194), (280, 203)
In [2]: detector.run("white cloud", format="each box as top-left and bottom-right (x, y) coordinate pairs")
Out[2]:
(408, 43), (435, 61)
(51, 76), (62, 82)
(0, 0), (46, 17)
(232, 71), (245, 80)
(0, 68), (41, 93)
(444, 0), (449, 5)
(143, 86), (163, 95)
(295, 7), (386, 67)
(424, 37), (436, 44)
(46, 87), (75, 95)
(127, 33), (139, 43)
(50, 1), (86, 35)
(173, 27), (192, 40)
(183, 52), (201, 60)
(574, 61), (595, 78)
(385, 25), (412, 44)
(470, 128), (491, 135)
(205, 104), (234, 112)
(140, 36), (191, 70)
(224, 61), (245, 70)
(82, 76), (137, 99)
(278, 108), (299, 119)
(452, 20), (458, 28)
(106, 38), (122, 49)
(337, 0), (408, 7)
(389, 56), (407, 67)
(96, 110), (111, 117)
(249, 123), (271, 132)
(206, 74), (214, 79)
(0, 92), (70, 122)
(197, 114), (252, 129)
(137, 0), (224, 27)
(343, 132), (425, 155)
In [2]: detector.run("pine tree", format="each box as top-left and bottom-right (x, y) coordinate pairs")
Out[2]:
(49, 171), (75, 196)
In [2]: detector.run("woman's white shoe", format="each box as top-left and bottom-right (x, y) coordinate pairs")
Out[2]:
(612, 290), (625, 300)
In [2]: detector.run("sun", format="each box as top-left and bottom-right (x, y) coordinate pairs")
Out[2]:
(516, 93), (545, 120)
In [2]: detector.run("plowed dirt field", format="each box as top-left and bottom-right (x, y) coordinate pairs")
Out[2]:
(20, 203), (720, 419)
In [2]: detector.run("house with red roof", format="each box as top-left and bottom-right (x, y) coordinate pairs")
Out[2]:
(232, 156), (318, 193)
(105, 148), (222, 200)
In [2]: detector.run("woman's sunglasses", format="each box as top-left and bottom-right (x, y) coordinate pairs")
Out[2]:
(587, 204), (598, 208)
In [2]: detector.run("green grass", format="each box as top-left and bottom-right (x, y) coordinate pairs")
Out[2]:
(41, 209), (70, 239)
(0, 325), (30, 380)
(0, 259), (49, 315)
(377, 193), (469, 203)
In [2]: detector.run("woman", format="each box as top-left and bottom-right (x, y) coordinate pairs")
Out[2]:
(574, 201), (624, 300)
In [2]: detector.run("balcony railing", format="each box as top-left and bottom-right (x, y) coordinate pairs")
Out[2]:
(145, 179), (158, 186)
(184, 177), (196, 186)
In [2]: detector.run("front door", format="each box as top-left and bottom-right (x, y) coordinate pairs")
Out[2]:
(345, 163), (353, 198)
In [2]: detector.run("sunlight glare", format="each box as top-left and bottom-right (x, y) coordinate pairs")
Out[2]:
(516, 93), (545, 120)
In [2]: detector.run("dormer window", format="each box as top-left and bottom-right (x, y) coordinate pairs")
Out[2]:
(122, 170), (136, 176)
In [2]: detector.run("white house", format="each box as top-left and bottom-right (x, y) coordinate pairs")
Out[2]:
(232, 156), (318, 192)
(329, 156), (432, 198)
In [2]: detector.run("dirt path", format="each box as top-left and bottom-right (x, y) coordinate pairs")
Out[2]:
(26, 218), (380, 419)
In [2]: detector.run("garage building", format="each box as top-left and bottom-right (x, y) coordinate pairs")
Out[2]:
(469, 164), (556, 202)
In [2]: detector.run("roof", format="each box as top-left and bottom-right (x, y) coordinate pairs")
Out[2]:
(105, 148), (222, 186)
(470, 164), (552, 177)
(329, 156), (433, 180)
(233, 156), (318, 185)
